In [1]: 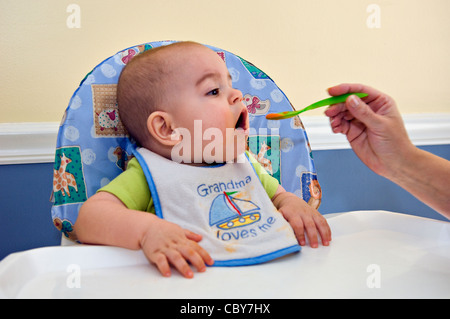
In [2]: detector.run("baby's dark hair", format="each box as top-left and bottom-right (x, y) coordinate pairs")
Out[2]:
(117, 44), (176, 146)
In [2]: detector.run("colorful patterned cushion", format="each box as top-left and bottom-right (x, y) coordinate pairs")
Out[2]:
(51, 41), (321, 241)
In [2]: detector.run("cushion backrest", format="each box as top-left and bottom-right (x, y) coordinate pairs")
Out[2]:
(51, 41), (321, 241)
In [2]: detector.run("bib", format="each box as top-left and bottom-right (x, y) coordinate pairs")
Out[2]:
(134, 148), (300, 266)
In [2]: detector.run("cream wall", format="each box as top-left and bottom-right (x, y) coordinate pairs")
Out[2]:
(1, 0), (449, 123)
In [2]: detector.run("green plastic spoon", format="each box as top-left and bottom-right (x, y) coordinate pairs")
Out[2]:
(265, 92), (368, 120)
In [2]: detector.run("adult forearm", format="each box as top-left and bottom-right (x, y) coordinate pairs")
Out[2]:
(388, 147), (450, 218)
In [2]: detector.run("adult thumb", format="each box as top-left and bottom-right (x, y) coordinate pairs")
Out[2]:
(346, 95), (381, 130)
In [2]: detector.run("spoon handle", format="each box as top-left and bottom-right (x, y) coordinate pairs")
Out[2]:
(266, 92), (369, 120)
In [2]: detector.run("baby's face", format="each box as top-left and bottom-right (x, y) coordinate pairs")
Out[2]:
(167, 45), (249, 163)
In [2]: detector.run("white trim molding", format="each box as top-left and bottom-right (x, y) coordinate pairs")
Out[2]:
(1, 113), (450, 165)
(0, 122), (59, 165)
(302, 113), (450, 151)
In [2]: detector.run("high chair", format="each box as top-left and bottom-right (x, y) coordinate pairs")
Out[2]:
(51, 41), (322, 242)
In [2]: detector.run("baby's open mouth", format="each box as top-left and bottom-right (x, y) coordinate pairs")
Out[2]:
(235, 109), (249, 131)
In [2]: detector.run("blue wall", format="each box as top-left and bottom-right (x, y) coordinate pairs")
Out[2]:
(314, 145), (449, 222)
(0, 144), (449, 260)
(0, 163), (60, 260)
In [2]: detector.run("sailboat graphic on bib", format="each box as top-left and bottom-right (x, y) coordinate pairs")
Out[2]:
(209, 191), (261, 230)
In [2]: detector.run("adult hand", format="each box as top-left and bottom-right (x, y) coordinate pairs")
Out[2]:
(324, 83), (450, 218)
(324, 83), (414, 179)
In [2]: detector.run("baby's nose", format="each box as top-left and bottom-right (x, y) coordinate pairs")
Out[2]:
(229, 88), (243, 105)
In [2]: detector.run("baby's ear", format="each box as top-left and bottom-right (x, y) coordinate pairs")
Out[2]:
(146, 111), (180, 146)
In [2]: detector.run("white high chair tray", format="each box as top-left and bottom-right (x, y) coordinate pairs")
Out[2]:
(1, 210), (449, 298)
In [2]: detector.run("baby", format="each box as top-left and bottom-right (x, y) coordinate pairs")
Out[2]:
(75, 41), (331, 278)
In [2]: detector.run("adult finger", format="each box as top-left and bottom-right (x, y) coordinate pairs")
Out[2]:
(345, 95), (382, 132)
(324, 102), (346, 117)
(327, 83), (379, 101)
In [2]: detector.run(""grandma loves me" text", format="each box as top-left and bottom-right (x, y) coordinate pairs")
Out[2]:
(197, 175), (251, 197)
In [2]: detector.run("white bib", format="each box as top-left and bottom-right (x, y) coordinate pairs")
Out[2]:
(135, 148), (300, 266)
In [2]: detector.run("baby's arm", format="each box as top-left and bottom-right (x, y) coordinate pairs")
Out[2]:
(75, 191), (214, 278)
(271, 185), (331, 248)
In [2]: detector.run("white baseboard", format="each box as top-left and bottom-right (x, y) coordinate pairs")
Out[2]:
(301, 113), (450, 151)
(1, 114), (449, 165)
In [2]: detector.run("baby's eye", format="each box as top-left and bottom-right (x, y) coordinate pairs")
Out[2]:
(207, 88), (220, 96)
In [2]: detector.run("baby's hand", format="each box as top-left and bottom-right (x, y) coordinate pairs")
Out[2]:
(272, 187), (331, 248)
(140, 218), (214, 278)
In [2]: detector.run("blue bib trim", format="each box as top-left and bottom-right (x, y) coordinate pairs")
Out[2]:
(212, 245), (300, 267)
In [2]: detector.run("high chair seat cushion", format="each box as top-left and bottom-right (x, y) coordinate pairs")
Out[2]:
(51, 41), (321, 241)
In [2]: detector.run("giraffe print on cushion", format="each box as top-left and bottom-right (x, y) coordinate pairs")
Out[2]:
(52, 146), (87, 206)
(53, 153), (78, 197)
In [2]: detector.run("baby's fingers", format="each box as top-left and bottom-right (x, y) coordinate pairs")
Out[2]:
(149, 252), (172, 278)
(313, 214), (332, 246)
(181, 245), (212, 274)
(166, 249), (195, 278)
(184, 229), (214, 267)
(195, 245), (214, 267)
(184, 229), (203, 242)
(303, 217), (320, 248)
(283, 212), (307, 246)
(284, 209), (326, 248)
(149, 250), (195, 279)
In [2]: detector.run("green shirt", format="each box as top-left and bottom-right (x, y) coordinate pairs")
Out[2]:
(100, 152), (279, 214)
